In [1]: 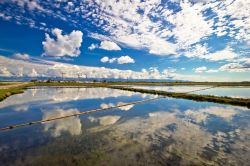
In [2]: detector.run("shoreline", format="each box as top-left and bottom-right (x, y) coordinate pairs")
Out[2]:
(110, 86), (250, 108)
(0, 83), (33, 102)
(0, 82), (249, 108)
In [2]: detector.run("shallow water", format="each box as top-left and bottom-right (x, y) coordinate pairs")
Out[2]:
(0, 87), (249, 166)
(131, 85), (250, 98)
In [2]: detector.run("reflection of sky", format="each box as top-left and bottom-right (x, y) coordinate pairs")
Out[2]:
(43, 108), (82, 137)
(88, 115), (121, 126)
(0, 87), (249, 165)
(131, 86), (250, 98)
(88, 102), (250, 165)
(131, 85), (209, 93)
(100, 102), (134, 111)
(185, 106), (241, 123)
(192, 87), (250, 98)
(0, 87), (137, 110)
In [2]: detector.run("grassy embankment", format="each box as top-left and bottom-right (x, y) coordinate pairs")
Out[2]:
(1, 81), (250, 108)
(0, 83), (34, 101)
(32, 82), (250, 108)
(29, 81), (250, 87)
(110, 86), (250, 108)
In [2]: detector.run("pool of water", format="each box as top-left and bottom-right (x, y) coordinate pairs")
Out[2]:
(0, 87), (249, 165)
(131, 85), (250, 98)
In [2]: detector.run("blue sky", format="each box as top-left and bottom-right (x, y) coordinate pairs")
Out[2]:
(0, 0), (249, 81)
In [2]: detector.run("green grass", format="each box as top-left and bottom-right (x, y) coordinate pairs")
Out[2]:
(107, 81), (250, 86)
(33, 82), (111, 87)
(0, 83), (34, 101)
(1, 81), (250, 108)
(110, 86), (250, 108)
(33, 81), (250, 87)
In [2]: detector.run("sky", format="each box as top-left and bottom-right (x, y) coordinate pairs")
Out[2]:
(0, 0), (249, 81)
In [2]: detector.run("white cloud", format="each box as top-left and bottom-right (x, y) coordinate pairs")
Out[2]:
(194, 66), (219, 73)
(88, 41), (121, 51)
(117, 56), (135, 64)
(184, 44), (209, 58)
(42, 28), (83, 57)
(0, 88), (136, 110)
(117, 102), (134, 111)
(206, 69), (218, 73)
(219, 63), (250, 72)
(99, 41), (121, 51)
(100, 102), (134, 111)
(1, 0), (249, 62)
(0, 67), (12, 77)
(30, 68), (38, 77)
(1, 0), (44, 11)
(185, 106), (241, 123)
(100, 56), (109, 63)
(13, 53), (30, 60)
(43, 108), (82, 137)
(167, 2), (213, 48)
(88, 115), (121, 126)
(100, 56), (117, 63)
(100, 55), (135, 64)
(212, 0), (250, 44)
(98, 116), (121, 126)
(194, 66), (207, 73)
(93, 110), (213, 162)
(203, 46), (238, 61)
(1, 55), (247, 81)
(88, 43), (98, 50)
(184, 45), (240, 62)
(199, 106), (239, 121)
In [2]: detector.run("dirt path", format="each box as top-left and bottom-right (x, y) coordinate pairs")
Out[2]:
(0, 82), (30, 89)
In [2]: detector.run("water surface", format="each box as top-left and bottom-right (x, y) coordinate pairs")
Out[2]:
(131, 85), (250, 98)
(0, 87), (249, 166)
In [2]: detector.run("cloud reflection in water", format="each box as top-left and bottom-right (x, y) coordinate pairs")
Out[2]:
(0, 87), (136, 110)
(43, 108), (82, 137)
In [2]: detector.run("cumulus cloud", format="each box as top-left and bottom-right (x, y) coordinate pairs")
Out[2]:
(42, 28), (83, 57)
(0, 67), (12, 77)
(88, 43), (98, 50)
(117, 56), (135, 64)
(184, 45), (240, 62)
(13, 53), (30, 60)
(100, 56), (117, 63)
(100, 55), (135, 64)
(194, 66), (207, 73)
(219, 63), (250, 72)
(1, 0), (250, 60)
(99, 41), (121, 50)
(30, 68), (38, 77)
(194, 66), (219, 73)
(1, 55), (247, 81)
(204, 47), (238, 61)
(89, 41), (121, 51)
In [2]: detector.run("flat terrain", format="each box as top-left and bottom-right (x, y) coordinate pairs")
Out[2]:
(0, 81), (249, 108)
(0, 82), (32, 101)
